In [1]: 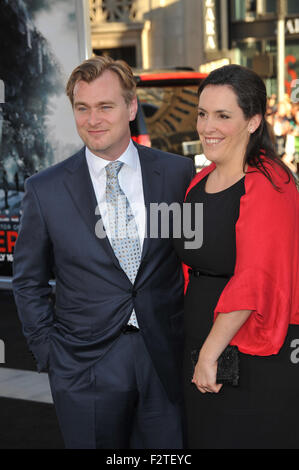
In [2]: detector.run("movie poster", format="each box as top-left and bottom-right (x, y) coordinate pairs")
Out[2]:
(0, 0), (91, 277)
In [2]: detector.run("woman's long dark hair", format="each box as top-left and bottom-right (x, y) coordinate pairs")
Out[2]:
(198, 64), (294, 190)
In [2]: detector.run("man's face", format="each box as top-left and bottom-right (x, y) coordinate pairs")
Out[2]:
(73, 70), (137, 161)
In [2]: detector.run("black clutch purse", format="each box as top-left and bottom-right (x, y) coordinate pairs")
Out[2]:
(191, 345), (239, 386)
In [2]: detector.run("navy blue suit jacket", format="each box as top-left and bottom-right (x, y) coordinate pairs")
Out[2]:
(12, 144), (194, 403)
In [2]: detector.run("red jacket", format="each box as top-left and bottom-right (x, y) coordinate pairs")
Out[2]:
(183, 160), (299, 356)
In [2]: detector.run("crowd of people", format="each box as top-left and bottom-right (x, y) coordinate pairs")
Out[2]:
(266, 93), (299, 177)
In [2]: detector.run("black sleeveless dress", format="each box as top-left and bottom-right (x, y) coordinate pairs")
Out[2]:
(174, 174), (299, 449)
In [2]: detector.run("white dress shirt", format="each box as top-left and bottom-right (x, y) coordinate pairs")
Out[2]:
(85, 139), (146, 251)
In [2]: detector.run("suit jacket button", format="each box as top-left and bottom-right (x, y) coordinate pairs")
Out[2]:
(132, 290), (137, 297)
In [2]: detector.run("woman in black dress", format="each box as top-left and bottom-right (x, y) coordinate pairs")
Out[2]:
(174, 65), (299, 449)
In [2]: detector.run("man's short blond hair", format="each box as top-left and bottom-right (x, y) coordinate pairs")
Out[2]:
(66, 56), (136, 106)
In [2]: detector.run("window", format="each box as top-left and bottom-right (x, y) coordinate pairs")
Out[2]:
(232, 0), (256, 20)
(234, 40), (262, 68)
(90, 0), (137, 23)
(93, 47), (137, 67)
(287, 0), (299, 15)
(231, 0), (278, 20)
(264, 0), (276, 13)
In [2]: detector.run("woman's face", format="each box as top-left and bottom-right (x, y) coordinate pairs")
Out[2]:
(197, 84), (257, 166)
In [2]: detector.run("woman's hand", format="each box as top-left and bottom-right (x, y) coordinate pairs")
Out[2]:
(191, 310), (252, 393)
(192, 352), (223, 394)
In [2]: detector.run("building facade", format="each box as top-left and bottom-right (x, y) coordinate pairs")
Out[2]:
(89, 0), (206, 70)
(230, 0), (299, 96)
(89, 0), (299, 96)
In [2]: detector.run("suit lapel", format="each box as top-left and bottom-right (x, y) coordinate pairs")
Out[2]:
(137, 145), (163, 263)
(63, 147), (121, 269)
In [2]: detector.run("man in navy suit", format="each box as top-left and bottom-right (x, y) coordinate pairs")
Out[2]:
(12, 56), (195, 449)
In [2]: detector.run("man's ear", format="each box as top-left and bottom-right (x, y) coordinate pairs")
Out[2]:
(129, 96), (138, 122)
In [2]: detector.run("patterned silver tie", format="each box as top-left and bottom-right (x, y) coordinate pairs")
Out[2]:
(105, 161), (140, 328)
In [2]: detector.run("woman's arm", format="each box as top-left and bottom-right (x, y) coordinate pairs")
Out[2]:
(192, 310), (252, 394)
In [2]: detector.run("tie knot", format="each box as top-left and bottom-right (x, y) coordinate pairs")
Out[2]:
(105, 161), (124, 180)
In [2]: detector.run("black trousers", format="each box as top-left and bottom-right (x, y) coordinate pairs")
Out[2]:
(49, 331), (183, 449)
